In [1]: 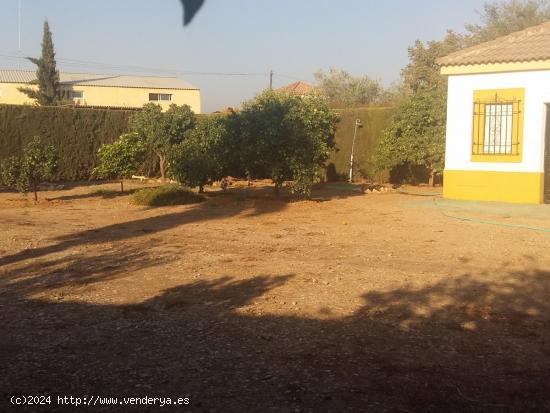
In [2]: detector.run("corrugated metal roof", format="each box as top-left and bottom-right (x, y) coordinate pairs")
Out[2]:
(0, 70), (198, 90)
(437, 21), (550, 66)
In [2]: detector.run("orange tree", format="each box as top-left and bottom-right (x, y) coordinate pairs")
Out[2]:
(225, 91), (338, 198)
(128, 103), (196, 181)
(0, 136), (57, 201)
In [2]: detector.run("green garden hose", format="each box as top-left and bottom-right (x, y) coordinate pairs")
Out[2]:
(433, 198), (550, 233)
(397, 189), (550, 233)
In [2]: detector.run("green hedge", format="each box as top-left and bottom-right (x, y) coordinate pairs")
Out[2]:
(328, 107), (394, 181)
(0, 104), (133, 181)
(0, 104), (394, 183)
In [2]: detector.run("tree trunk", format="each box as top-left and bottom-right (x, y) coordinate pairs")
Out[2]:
(33, 183), (38, 202)
(120, 180), (124, 193)
(428, 168), (436, 187)
(158, 153), (166, 182)
(198, 185), (204, 193)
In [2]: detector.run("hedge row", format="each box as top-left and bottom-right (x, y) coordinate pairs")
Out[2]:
(0, 104), (133, 181)
(328, 106), (394, 181)
(0, 104), (394, 183)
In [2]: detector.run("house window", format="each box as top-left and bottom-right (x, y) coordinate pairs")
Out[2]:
(58, 90), (84, 100)
(149, 93), (172, 102)
(69, 90), (84, 99)
(483, 103), (514, 154)
(472, 89), (524, 162)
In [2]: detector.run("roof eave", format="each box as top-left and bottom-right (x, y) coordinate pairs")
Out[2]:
(440, 59), (550, 75)
(0, 79), (199, 90)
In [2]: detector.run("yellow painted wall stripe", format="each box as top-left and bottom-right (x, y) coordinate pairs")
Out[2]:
(443, 170), (544, 204)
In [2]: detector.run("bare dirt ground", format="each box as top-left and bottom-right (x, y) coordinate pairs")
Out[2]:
(1, 181), (550, 412)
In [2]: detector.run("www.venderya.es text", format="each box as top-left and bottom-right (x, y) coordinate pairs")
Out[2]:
(10, 395), (190, 407)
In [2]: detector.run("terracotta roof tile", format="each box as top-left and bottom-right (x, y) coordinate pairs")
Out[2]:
(274, 81), (316, 95)
(437, 21), (550, 66)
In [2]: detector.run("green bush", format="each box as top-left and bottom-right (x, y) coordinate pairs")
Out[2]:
(94, 132), (147, 192)
(132, 184), (204, 207)
(168, 115), (226, 193)
(0, 136), (57, 201)
(0, 104), (393, 186)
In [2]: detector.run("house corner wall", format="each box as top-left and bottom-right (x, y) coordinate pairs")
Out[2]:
(443, 70), (550, 204)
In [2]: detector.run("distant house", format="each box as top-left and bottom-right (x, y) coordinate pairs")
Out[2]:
(0, 70), (201, 113)
(274, 81), (316, 96)
(438, 21), (550, 204)
(213, 106), (236, 115)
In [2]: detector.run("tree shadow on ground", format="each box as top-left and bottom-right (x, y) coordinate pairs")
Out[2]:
(0, 244), (176, 298)
(0, 184), (365, 268)
(45, 188), (139, 202)
(311, 182), (366, 202)
(1, 262), (550, 412)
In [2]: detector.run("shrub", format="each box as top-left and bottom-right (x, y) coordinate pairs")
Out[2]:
(168, 116), (226, 192)
(132, 184), (204, 207)
(94, 132), (146, 192)
(0, 136), (57, 201)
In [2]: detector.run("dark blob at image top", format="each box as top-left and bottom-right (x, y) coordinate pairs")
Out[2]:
(180, 0), (205, 25)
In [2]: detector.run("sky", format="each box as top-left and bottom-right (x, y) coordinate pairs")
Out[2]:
(0, 0), (487, 112)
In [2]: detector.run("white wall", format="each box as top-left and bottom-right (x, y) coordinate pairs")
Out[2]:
(445, 70), (550, 173)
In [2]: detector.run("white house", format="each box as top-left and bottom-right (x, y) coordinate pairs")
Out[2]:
(437, 22), (550, 204)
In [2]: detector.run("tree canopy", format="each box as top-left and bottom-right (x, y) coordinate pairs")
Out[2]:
(401, 31), (465, 95)
(128, 103), (196, 180)
(466, 0), (550, 44)
(314, 68), (386, 107)
(227, 91), (339, 197)
(19, 21), (60, 106)
(168, 115), (227, 193)
(376, 89), (446, 185)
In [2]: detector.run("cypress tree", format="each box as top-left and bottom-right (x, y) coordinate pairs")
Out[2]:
(19, 20), (60, 106)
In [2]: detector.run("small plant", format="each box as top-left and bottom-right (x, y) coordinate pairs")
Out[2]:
(94, 133), (146, 192)
(132, 184), (204, 207)
(0, 136), (57, 201)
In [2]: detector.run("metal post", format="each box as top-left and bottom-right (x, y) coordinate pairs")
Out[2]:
(349, 119), (362, 183)
(269, 70), (273, 90)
